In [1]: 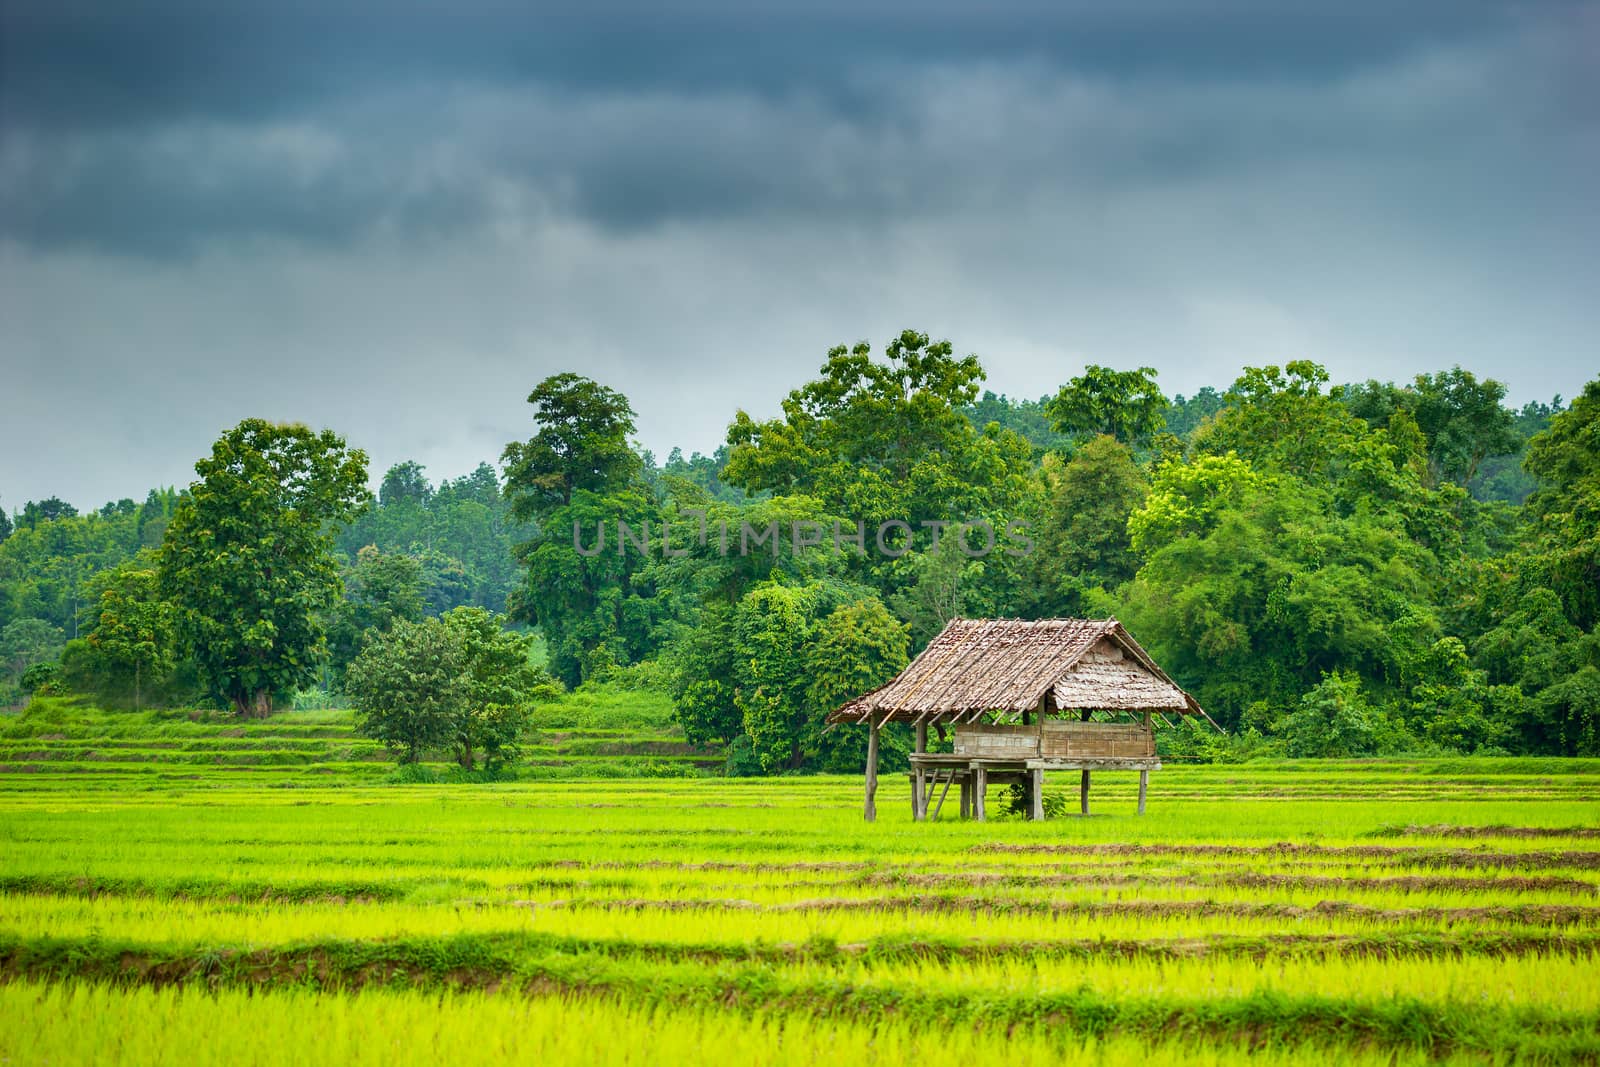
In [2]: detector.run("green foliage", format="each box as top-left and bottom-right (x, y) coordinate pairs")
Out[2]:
(502, 373), (641, 518)
(344, 617), (467, 763)
(1275, 673), (1381, 758)
(503, 375), (657, 688)
(673, 581), (905, 773)
(722, 329), (1033, 579)
(2, 617), (64, 704)
(346, 609), (556, 768)
(1035, 435), (1148, 591)
(1522, 379), (1600, 630)
(71, 552), (180, 708)
(1045, 365), (1167, 445)
(20, 660), (63, 696)
(160, 419), (370, 716)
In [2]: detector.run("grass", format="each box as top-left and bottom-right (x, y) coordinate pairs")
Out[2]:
(0, 699), (1597, 1062)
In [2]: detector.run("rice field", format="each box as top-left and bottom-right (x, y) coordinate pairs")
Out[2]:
(1, 706), (1598, 1064)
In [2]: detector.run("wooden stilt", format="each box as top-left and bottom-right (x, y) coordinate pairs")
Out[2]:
(914, 721), (927, 754)
(959, 778), (970, 820)
(1137, 769), (1148, 815)
(932, 770), (954, 820)
(1030, 767), (1044, 821)
(863, 722), (879, 822)
(912, 766), (926, 820)
(1080, 768), (1090, 816)
(973, 766), (987, 822)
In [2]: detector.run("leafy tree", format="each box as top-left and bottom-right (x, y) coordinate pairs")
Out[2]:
(160, 419), (369, 716)
(2, 618), (64, 697)
(1411, 368), (1520, 487)
(1035, 435), (1148, 593)
(723, 330), (1033, 588)
(327, 546), (426, 681)
(17, 497), (78, 529)
(888, 536), (991, 648)
(78, 554), (177, 708)
(962, 391), (1071, 455)
(0, 499), (11, 543)
(441, 606), (557, 769)
(346, 609), (555, 768)
(1046, 365), (1167, 445)
(1275, 672), (1380, 758)
(20, 661), (63, 697)
(380, 461), (434, 508)
(502, 374), (641, 516)
(345, 617), (467, 763)
(805, 598), (911, 772)
(1522, 378), (1600, 630)
(1163, 387), (1226, 440)
(504, 376), (654, 686)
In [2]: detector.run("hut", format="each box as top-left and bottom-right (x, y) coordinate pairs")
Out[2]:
(828, 618), (1214, 821)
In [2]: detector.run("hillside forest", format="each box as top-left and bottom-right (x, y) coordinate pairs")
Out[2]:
(2, 331), (1596, 771)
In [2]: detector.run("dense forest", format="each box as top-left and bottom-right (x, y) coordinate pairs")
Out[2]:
(3, 331), (1596, 768)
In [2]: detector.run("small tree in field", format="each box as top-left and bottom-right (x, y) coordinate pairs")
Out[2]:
(345, 610), (555, 770)
(344, 618), (467, 764)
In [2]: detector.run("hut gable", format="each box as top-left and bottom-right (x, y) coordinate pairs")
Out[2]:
(1052, 637), (1189, 712)
(830, 617), (1205, 724)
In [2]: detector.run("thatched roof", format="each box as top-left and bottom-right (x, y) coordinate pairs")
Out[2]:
(829, 617), (1208, 726)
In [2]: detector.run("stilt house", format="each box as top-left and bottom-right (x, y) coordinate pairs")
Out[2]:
(828, 618), (1213, 821)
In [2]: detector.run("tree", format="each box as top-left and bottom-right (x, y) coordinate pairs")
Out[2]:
(722, 330), (1033, 583)
(0, 499), (11, 543)
(345, 609), (555, 768)
(160, 419), (369, 716)
(379, 462), (433, 509)
(441, 606), (556, 769)
(502, 373), (641, 517)
(1410, 368), (1520, 487)
(79, 554), (176, 708)
(345, 617), (467, 763)
(18, 497), (78, 529)
(2, 618), (64, 692)
(1522, 378), (1600, 630)
(1046, 365), (1167, 445)
(805, 598), (911, 772)
(503, 375), (652, 686)
(327, 546), (426, 681)
(1035, 435), (1148, 592)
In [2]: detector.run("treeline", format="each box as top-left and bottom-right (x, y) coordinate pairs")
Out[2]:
(2, 331), (1596, 769)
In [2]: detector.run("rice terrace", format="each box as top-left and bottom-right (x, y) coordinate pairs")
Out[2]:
(2, 705), (1599, 1065)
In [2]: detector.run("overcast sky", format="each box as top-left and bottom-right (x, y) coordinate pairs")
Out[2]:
(2, 1), (1596, 511)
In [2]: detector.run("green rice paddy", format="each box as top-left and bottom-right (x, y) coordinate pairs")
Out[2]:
(1, 702), (1597, 1064)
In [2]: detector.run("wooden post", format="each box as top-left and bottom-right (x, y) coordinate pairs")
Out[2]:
(911, 720), (927, 820)
(864, 721), (879, 822)
(1080, 768), (1090, 815)
(973, 765), (987, 822)
(1138, 769), (1148, 815)
(959, 777), (970, 820)
(1030, 767), (1044, 821)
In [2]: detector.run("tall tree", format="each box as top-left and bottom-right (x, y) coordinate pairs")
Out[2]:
(502, 374), (641, 517)
(1046, 365), (1167, 445)
(160, 419), (369, 716)
(503, 375), (652, 686)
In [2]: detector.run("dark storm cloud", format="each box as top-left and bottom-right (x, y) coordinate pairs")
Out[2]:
(0, 1), (1554, 254)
